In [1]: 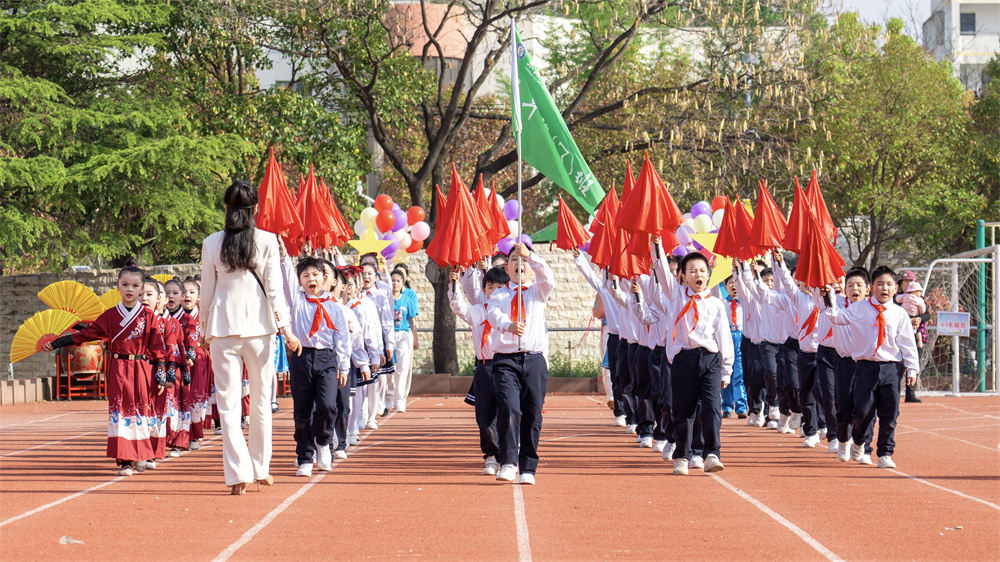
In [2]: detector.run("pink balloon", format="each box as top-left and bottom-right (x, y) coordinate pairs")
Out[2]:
(410, 221), (430, 241)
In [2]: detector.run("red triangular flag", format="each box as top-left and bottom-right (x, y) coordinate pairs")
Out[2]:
(556, 195), (591, 251)
(712, 197), (740, 259)
(298, 165), (337, 250)
(587, 186), (619, 269)
(424, 183), (451, 265)
(472, 175), (499, 245)
(749, 180), (788, 254)
(256, 148), (304, 242)
(794, 209), (846, 288)
(805, 170), (837, 244)
(616, 151), (684, 235)
(428, 164), (492, 267)
(782, 178), (811, 254)
(730, 196), (756, 261)
(488, 181), (511, 243)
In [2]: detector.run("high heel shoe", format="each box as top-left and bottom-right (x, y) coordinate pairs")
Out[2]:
(255, 475), (274, 491)
(230, 483), (246, 496)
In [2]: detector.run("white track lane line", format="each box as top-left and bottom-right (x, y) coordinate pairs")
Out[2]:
(512, 483), (532, 562)
(896, 424), (1000, 453)
(710, 474), (845, 562)
(887, 468), (1000, 511)
(0, 431), (97, 460)
(211, 398), (421, 562)
(0, 412), (91, 429)
(928, 403), (1000, 420)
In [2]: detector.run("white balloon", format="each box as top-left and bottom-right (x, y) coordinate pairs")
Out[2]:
(712, 209), (725, 228)
(360, 207), (378, 227)
(397, 232), (412, 249)
(693, 214), (714, 234)
(496, 194), (505, 210)
(354, 220), (366, 237)
(507, 219), (520, 236)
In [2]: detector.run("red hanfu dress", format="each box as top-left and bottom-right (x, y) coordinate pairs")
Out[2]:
(182, 306), (212, 440)
(162, 310), (190, 451)
(57, 303), (165, 462)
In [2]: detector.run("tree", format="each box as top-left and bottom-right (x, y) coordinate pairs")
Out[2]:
(801, 15), (987, 269)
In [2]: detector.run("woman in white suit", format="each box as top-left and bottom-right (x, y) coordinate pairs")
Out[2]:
(201, 180), (301, 495)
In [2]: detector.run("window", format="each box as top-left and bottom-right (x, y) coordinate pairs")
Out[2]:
(960, 13), (975, 35)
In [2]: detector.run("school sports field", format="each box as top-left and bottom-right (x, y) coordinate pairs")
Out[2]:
(1, 394), (998, 562)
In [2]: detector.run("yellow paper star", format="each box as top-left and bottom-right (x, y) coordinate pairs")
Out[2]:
(347, 227), (391, 258)
(690, 233), (734, 289)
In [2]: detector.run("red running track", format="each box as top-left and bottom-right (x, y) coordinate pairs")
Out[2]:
(1, 395), (998, 561)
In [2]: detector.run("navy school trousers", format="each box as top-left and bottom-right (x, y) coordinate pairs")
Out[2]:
(670, 348), (723, 460)
(777, 338), (801, 416)
(606, 334), (624, 417)
(616, 338), (636, 424)
(492, 352), (549, 474)
(813, 345), (840, 442)
(650, 345), (674, 443)
(628, 344), (655, 437)
(473, 359), (499, 459)
(852, 360), (903, 457)
(290, 347), (340, 463)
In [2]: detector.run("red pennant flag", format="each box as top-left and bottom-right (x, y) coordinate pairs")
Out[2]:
(256, 148), (304, 241)
(749, 180), (788, 254)
(424, 183), (451, 265)
(298, 165), (337, 250)
(587, 186), (619, 269)
(712, 197), (740, 258)
(730, 196), (756, 261)
(805, 169), (837, 244)
(555, 194), (591, 251)
(427, 164), (492, 267)
(782, 178), (811, 254)
(793, 208), (847, 288)
(616, 151), (684, 235)
(488, 181), (511, 243)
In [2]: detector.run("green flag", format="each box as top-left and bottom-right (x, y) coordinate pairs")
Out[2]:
(511, 24), (604, 214)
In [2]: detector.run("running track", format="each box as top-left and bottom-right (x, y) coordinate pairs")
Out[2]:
(1, 395), (998, 561)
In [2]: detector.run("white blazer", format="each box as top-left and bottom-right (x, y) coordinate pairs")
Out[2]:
(200, 228), (291, 342)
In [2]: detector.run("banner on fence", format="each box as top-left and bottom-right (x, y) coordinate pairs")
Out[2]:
(937, 311), (971, 337)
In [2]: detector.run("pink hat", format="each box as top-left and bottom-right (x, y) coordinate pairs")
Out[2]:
(906, 281), (923, 293)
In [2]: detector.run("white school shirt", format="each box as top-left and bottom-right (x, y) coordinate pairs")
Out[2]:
(460, 267), (487, 306)
(739, 266), (792, 345)
(733, 269), (761, 343)
(628, 275), (667, 349)
(644, 261), (677, 348)
(616, 277), (657, 349)
(773, 262), (820, 353)
(449, 286), (493, 361)
(486, 252), (554, 355)
(605, 278), (637, 343)
(279, 258), (351, 371)
(824, 296), (920, 379)
(349, 296), (384, 366)
(811, 290), (851, 357)
(362, 285), (394, 356)
(574, 253), (620, 335)
(336, 301), (373, 374)
(651, 245), (734, 380)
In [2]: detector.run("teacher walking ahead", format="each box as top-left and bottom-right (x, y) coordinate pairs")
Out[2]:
(200, 180), (301, 495)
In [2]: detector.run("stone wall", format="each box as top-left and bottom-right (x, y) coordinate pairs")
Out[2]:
(0, 248), (603, 379)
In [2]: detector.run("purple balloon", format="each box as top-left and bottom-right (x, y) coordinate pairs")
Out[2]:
(683, 212), (692, 221)
(391, 209), (407, 232)
(381, 233), (400, 257)
(691, 239), (704, 250)
(676, 224), (694, 246)
(503, 200), (522, 221)
(709, 226), (719, 234)
(497, 237), (515, 255)
(581, 241), (591, 253)
(691, 201), (713, 218)
(672, 246), (690, 257)
(392, 203), (401, 211)
(518, 234), (532, 247)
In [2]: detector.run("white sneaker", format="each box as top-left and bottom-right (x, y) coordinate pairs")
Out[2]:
(634, 436), (642, 443)
(168, 449), (181, 458)
(518, 473), (535, 485)
(639, 436), (653, 448)
(348, 433), (361, 446)
(673, 458), (689, 475)
(483, 456), (500, 476)
(876, 455), (896, 469)
(214, 427), (222, 435)
(755, 413), (766, 427)
(334, 450), (348, 460)
(838, 441), (851, 462)
(296, 462), (313, 477)
(777, 414), (792, 434)
(827, 438), (840, 454)
(747, 413), (757, 426)
(850, 440), (865, 462)
(768, 406), (780, 421)
(703, 454), (724, 472)
(802, 433), (820, 448)
(766, 420), (778, 430)
(626, 424), (637, 435)
(316, 445), (333, 471)
(396, 400), (406, 413)
(858, 453), (873, 465)
(146, 460), (157, 470)
(118, 465), (133, 477)
(613, 415), (627, 427)
(366, 420), (379, 430)
(690, 456), (705, 470)
(788, 413), (802, 430)
(134, 461), (148, 473)
(189, 441), (200, 450)
(496, 464), (517, 482)
(653, 440), (667, 453)
(818, 427), (828, 440)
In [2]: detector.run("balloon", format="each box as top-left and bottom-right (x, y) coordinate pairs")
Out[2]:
(396, 232), (412, 250)
(710, 226), (719, 234)
(672, 246), (690, 257)
(406, 206), (425, 225)
(691, 238), (704, 250)
(581, 241), (591, 253)
(410, 221), (430, 241)
(406, 238), (423, 253)
(693, 214), (714, 233)
(360, 207), (378, 227)
(712, 209), (725, 228)
(374, 194), (393, 212)
(354, 220), (366, 237)
(391, 209), (407, 232)
(381, 233), (399, 257)
(507, 220), (520, 236)
(392, 202), (401, 211)
(683, 212), (692, 221)
(711, 196), (728, 212)
(503, 200), (522, 220)
(691, 201), (713, 218)
(376, 209), (396, 233)
(676, 224), (694, 246)
(497, 237), (515, 255)
(518, 234), (532, 247)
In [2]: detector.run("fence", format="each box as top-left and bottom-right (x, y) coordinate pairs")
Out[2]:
(909, 239), (998, 395)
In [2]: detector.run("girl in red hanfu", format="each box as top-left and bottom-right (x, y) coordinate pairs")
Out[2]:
(181, 277), (212, 449)
(162, 278), (192, 455)
(140, 279), (169, 466)
(46, 262), (166, 476)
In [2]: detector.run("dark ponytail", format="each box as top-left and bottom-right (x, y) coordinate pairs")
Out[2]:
(221, 180), (258, 272)
(118, 257), (144, 281)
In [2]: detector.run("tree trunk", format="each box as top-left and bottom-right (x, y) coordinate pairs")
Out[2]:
(425, 259), (458, 376)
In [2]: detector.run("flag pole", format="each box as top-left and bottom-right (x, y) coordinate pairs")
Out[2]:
(512, 17), (523, 351)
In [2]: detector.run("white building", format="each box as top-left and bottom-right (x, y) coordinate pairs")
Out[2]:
(923, 0), (1000, 93)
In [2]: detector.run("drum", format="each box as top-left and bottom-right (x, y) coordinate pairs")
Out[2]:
(68, 341), (104, 374)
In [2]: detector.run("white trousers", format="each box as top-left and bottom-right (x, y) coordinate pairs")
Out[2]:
(349, 383), (379, 434)
(209, 334), (275, 486)
(388, 330), (414, 406)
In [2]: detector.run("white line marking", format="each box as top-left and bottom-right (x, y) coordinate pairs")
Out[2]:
(887, 469), (1000, 511)
(0, 431), (97, 460)
(211, 398), (421, 562)
(542, 433), (606, 442)
(0, 412), (88, 429)
(0, 477), (125, 528)
(710, 474), (844, 562)
(928, 403), (1000, 420)
(512, 483), (532, 562)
